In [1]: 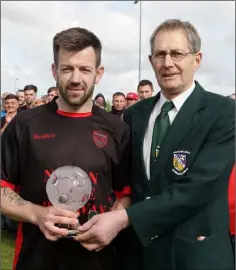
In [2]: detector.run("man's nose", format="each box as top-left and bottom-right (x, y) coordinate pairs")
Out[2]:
(163, 54), (174, 68)
(71, 70), (82, 84)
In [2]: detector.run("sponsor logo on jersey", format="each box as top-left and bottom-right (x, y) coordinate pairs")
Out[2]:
(92, 130), (108, 148)
(33, 133), (56, 140)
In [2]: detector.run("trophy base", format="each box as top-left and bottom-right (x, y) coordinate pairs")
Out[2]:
(55, 223), (79, 238)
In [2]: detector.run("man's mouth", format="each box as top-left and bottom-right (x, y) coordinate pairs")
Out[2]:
(163, 73), (178, 78)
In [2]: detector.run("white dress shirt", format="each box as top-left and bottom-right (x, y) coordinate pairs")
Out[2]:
(143, 82), (196, 179)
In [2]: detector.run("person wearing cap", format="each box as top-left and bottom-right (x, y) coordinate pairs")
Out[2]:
(126, 92), (139, 108)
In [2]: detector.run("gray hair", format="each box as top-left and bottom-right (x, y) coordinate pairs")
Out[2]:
(150, 19), (201, 54)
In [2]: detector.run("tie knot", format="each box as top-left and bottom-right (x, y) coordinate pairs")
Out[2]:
(161, 101), (174, 113)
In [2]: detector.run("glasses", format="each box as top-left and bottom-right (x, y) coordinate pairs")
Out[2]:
(152, 50), (197, 62)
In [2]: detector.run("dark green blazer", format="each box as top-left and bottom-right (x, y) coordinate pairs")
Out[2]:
(122, 81), (235, 270)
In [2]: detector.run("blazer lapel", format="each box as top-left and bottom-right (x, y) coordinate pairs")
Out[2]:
(148, 82), (207, 186)
(132, 94), (160, 183)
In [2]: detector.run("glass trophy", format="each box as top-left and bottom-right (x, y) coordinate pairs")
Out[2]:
(46, 166), (92, 237)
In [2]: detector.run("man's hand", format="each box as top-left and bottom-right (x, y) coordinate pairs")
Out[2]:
(5, 114), (13, 124)
(35, 206), (79, 241)
(73, 209), (130, 251)
(111, 196), (131, 211)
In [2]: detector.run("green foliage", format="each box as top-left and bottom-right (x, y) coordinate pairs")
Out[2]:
(105, 99), (112, 112)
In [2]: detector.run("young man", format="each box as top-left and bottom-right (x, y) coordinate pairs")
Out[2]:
(125, 92), (139, 108)
(111, 92), (126, 120)
(47, 86), (59, 102)
(1, 94), (19, 134)
(94, 93), (106, 110)
(16, 89), (26, 108)
(75, 19), (235, 270)
(1, 27), (131, 270)
(18, 84), (37, 111)
(137, 79), (154, 100)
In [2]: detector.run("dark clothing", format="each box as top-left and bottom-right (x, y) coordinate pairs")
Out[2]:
(123, 81), (235, 270)
(1, 100), (131, 270)
(17, 105), (28, 113)
(110, 106), (124, 120)
(1, 116), (6, 129)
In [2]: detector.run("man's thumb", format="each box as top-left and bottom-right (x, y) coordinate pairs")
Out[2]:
(78, 215), (99, 232)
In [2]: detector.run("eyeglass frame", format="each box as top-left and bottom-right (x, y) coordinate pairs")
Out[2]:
(150, 50), (198, 62)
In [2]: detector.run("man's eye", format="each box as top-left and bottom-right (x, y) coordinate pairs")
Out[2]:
(172, 52), (184, 58)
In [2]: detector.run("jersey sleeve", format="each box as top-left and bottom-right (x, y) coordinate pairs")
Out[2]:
(1, 117), (22, 190)
(112, 124), (132, 199)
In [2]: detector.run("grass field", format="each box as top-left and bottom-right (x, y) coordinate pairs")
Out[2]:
(1, 231), (15, 270)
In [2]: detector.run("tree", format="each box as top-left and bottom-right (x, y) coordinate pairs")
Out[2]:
(105, 99), (112, 112)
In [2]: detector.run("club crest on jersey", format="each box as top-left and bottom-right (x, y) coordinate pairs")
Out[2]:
(172, 150), (190, 175)
(93, 130), (108, 148)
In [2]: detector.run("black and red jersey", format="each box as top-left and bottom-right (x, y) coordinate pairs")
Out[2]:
(1, 99), (131, 270)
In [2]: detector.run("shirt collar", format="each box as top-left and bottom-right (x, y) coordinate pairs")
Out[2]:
(160, 81), (195, 112)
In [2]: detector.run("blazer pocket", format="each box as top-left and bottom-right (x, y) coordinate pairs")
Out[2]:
(174, 233), (234, 270)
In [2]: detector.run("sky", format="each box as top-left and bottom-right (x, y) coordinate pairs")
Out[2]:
(1, 1), (235, 100)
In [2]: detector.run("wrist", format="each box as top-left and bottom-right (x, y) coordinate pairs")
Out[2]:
(118, 209), (130, 231)
(27, 203), (44, 225)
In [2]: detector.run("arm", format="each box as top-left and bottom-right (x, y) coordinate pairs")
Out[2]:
(1, 187), (40, 224)
(111, 124), (132, 210)
(126, 106), (235, 247)
(1, 122), (8, 134)
(1, 118), (79, 240)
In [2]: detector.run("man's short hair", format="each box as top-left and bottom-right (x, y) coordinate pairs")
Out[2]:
(53, 27), (102, 67)
(16, 89), (24, 93)
(112, 92), (125, 99)
(5, 94), (19, 101)
(150, 19), (201, 55)
(47, 87), (57, 94)
(137, 80), (153, 90)
(24, 85), (38, 93)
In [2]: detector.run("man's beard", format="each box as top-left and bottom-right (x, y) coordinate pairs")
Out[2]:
(58, 81), (95, 108)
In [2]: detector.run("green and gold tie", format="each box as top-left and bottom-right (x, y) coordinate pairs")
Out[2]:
(150, 100), (175, 176)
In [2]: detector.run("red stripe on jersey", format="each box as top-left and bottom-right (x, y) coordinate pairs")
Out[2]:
(57, 110), (92, 118)
(13, 222), (23, 270)
(228, 166), (235, 235)
(0, 179), (15, 190)
(114, 186), (131, 199)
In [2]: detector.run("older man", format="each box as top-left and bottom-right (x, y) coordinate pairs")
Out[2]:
(76, 19), (235, 270)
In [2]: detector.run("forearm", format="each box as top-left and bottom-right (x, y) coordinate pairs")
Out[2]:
(0, 187), (41, 225)
(1, 123), (8, 134)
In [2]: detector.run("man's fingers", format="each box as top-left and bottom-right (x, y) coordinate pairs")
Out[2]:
(78, 215), (99, 232)
(52, 207), (79, 218)
(53, 216), (79, 227)
(45, 222), (69, 237)
(80, 241), (103, 251)
(73, 230), (94, 242)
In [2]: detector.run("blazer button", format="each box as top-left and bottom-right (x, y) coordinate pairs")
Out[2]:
(145, 196), (151, 200)
(150, 235), (158, 240)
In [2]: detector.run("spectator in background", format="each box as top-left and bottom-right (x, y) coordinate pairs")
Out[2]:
(137, 79), (154, 100)
(111, 92), (126, 120)
(18, 84), (37, 112)
(94, 93), (106, 109)
(41, 95), (50, 104)
(16, 89), (26, 108)
(1, 94), (19, 134)
(126, 92), (139, 108)
(1, 92), (11, 117)
(47, 86), (58, 102)
(32, 98), (45, 108)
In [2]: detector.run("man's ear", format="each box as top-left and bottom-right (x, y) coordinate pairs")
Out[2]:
(52, 63), (57, 81)
(95, 66), (104, 85)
